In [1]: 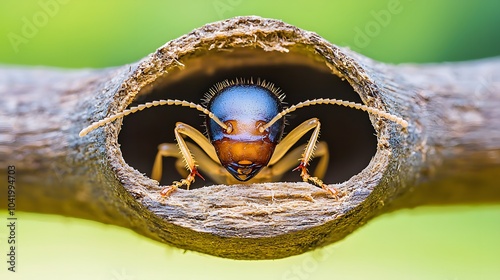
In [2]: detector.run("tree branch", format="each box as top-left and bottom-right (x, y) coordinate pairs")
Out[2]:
(1, 16), (499, 259)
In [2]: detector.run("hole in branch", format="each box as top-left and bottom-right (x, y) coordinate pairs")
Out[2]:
(119, 50), (377, 188)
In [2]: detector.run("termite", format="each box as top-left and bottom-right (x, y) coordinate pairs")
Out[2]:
(79, 78), (408, 198)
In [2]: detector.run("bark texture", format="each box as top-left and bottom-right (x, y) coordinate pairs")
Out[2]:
(1, 16), (499, 259)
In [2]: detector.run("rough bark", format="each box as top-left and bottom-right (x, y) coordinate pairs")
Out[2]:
(1, 16), (499, 259)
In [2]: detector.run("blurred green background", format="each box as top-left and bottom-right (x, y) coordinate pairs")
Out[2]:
(1, 0), (500, 279)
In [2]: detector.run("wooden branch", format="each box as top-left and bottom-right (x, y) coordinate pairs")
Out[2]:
(1, 16), (499, 259)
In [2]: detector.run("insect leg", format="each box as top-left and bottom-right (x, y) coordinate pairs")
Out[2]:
(269, 118), (320, 165)
(307, 141), (329, 179)
(152, 143), (189, 182)
(152, 142), (233, 191)
(293, 120), (338, 199)
(174, 122), (220, 164)
(266, 141), (329, 180)
(184, 142), (235, 185)
(157, 122), (220, 197)
(270, 118), (338, 198)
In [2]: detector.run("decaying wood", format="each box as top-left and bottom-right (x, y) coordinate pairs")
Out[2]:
(1, 16), (499, 259)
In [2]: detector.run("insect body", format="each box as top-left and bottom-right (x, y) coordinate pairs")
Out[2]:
(80, 78), (408, 198)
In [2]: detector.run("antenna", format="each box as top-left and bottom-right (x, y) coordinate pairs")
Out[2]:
(79, 99), (228, 137)
(259, 98), (408, 132)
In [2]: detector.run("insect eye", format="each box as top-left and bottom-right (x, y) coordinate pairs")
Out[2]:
(224, 122), (233, 134)
(256, 121), (267, 134)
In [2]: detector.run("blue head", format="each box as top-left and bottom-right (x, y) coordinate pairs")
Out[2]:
(205, 79), (285, 181)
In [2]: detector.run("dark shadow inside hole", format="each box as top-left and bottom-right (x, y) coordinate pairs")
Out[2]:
(119, 61), (377, 188)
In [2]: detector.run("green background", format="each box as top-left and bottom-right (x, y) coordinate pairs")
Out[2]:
(1, 0), (500, 279)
